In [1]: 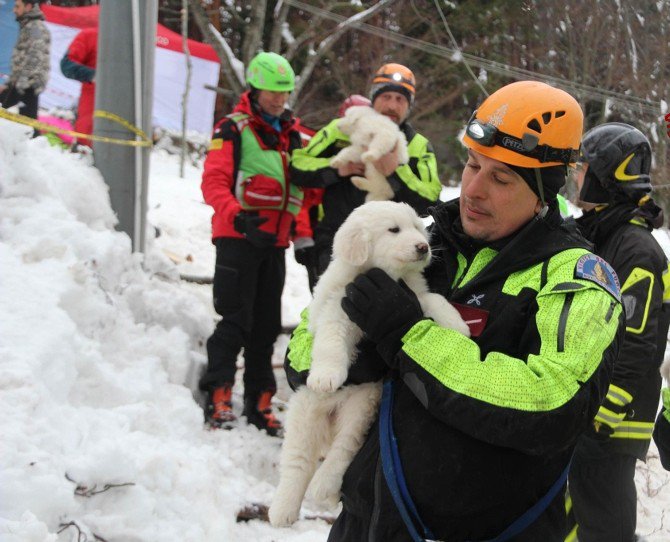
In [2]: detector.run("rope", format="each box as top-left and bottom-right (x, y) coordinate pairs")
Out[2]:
(0, 107), (152, 147)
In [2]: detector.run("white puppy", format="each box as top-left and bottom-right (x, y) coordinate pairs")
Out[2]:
(329, 105), (409, 202)
(269, 201), (470, 527)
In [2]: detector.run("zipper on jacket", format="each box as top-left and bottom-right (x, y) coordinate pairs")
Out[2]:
(557, 292), (574, 352)
(368, 455), (383, 542)
(278, 148), (290, 238)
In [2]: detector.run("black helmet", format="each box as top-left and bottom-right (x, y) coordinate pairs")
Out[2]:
(579, 122), (652, 204)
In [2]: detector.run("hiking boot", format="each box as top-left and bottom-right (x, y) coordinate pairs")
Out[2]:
(205, 385), (237, 429)
(243, 390), (284, 437)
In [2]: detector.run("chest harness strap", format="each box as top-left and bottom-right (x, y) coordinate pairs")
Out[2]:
(380, 379), (572, 542)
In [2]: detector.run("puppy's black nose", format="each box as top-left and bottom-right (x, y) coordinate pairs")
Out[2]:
(415, 243), (429, 255)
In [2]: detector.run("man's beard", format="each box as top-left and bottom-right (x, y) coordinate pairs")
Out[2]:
(381, 110), (402, 124)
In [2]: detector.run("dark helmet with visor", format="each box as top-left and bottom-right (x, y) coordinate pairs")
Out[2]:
(579, 122), (652, 204)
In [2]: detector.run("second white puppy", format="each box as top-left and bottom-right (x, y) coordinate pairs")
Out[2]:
(269, 201), (470, 527)
(330, 105), (409, 202)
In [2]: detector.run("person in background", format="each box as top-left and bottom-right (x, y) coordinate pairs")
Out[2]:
(0, 0), (49, 126)
(290, 63), (442, 279)
(198, 51), (304, 436)
(292, 94), (372, 292)
(285, 80), (624, 541)
(60, 27), (97, 147)
(566, 123), (670, 542)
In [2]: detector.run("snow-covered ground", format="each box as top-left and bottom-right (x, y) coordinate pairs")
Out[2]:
(1, 120), (669, 541)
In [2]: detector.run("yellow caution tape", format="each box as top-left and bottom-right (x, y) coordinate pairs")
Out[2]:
(0, 107), (152, 147)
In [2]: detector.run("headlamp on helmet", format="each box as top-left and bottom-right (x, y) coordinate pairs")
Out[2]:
(370, 63), (416, 105)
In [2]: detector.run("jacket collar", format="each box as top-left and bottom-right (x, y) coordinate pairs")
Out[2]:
(233, 91), (296, 134)
(428, 198), (591, 293)
(18, 5), (44, 25)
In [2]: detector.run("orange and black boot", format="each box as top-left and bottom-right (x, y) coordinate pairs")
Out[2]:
(242, 389), (283, 437)
(205, 385), (237, 429)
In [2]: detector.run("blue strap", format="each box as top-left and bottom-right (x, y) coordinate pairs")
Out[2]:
(380, 379), (571, 542)
(380, 380), (435, 542)
(481, 459), (572, 542)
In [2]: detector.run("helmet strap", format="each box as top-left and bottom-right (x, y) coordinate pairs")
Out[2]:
(534, 168), (549, 218)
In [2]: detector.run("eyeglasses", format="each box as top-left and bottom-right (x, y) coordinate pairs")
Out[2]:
(465, 110), (579, 165)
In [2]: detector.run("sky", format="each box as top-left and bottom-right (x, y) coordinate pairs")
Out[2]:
(1, 120), (669, 541)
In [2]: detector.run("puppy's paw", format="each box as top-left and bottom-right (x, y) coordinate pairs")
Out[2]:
(422, 294), (471, 338)
(309, 469), (342, 509)
(306, 365), (348, 393)
(360, 149), (381, 162)
(268, 499), (300, 527)
(329, 155), (345, 168)
(450, 316), (471, 338)
(350, 175), (369, 191)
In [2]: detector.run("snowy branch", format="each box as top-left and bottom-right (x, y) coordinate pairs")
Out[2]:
(187, 0), (245, 96)
(290, 0), (401, 104)
(240, 0), (267, 67)
(269, 1), (291, 52)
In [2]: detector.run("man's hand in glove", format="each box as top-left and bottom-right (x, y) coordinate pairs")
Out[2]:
(293, 236), (316, 267)
(233, 211), (277, 248)
(341, 267), (424, 363)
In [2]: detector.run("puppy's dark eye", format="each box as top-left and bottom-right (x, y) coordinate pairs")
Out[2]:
(388, 226), (400, 233)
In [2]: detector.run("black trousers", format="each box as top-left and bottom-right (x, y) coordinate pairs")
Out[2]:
(199, 237), (285, 399)
(1, 85), (39, 120)
(568, 436), (638, 542)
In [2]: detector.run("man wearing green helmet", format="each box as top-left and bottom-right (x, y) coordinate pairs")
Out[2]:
(198, 51), (305, 436)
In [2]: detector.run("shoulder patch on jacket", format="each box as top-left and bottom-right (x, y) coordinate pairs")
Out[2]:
(575, 254), (621, 301)
(209, 118), (241, 150)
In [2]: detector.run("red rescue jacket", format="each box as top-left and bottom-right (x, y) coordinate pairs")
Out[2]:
(201, 92), (304, 247)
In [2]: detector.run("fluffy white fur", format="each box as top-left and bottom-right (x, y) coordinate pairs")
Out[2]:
(661, 357), (670, 383)
(269, 201), (470, 527)
(329, 105), (409, 202)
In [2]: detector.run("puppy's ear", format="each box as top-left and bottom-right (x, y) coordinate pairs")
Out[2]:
(333, 221), (370, 266)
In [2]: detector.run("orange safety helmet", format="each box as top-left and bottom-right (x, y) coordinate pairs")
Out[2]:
(369, 63), (416, 105)
(462, 81), (583, 168)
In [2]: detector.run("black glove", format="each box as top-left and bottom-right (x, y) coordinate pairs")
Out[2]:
(233, 211), (277, 248)
(295, 245), (316, 267)
(341, 267), (424, 363)
(345, 338), (389, 384)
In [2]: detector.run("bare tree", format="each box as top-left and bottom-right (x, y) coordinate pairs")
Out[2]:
(186, 0), (400, 106)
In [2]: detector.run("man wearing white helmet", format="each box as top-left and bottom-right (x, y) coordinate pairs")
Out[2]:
(290, 63), (442, 280)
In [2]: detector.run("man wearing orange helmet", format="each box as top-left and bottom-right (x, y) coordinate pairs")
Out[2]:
(290, 63), (442, 280)
(285, 80), (624, 540)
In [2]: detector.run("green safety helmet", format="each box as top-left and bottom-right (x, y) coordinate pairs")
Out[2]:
(246, 52), (295, 92)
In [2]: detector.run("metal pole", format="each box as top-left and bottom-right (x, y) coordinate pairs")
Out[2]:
(94, 0), (157, 253)
(180, 0), (192, 179)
